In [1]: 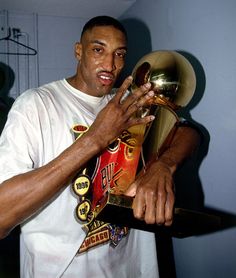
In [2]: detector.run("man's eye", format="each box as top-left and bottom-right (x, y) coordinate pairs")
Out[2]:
(93, 48), (102, 53)
(116, 51), (126, 58)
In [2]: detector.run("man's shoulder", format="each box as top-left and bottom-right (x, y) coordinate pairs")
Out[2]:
(10, 79), (64, 113)
(38, 79), (64, 91)
(18, 79), (64, 100)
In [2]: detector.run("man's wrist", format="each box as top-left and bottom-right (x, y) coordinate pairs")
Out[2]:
(154, 155), (178, 175)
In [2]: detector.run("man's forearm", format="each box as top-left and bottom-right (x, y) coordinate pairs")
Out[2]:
(156, 125), (201, 174)
(0, 132), (102, 239)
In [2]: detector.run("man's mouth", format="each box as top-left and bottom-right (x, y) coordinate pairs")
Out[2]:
(98, 72), (114, 86)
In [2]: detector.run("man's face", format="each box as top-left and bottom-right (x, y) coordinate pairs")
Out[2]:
(75, 25), (127, 97)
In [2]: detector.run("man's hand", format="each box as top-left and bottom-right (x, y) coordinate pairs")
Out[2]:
(125, 124), (201, 227)
(125, 160), (175, 226)
(87, 76), (155, 150)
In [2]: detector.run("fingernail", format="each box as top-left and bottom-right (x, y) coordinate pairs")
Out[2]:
(149, 115), (155, 121)
(127, 76), (133, 81)
(147, 90), (154, 97)
(143, 82), (151, 89)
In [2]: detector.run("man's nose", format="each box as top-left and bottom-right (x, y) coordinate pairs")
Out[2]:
(102, 54), (116, 71)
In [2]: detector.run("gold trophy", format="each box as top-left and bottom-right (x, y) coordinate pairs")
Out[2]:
(82, 51), (220, 237)
(131, 50), (196, 160)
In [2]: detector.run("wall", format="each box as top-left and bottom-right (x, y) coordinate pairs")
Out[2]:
(37, 15), (86, 85)
(0, 10), (86, 99)
(0, 10), (38, 100)
(122, 0), (236, 277)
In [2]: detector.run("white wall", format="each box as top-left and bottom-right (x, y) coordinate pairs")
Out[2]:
(122, 0), (236, 277)
(37, 15), (86, 85)
(0, 10), (87, 99)
(0, 10), (39, 99)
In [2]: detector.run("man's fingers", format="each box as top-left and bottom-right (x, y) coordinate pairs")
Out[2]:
(124, 182), (137, 197)
(132, 181), (175, 226)
(122, 82), (152, 110)
(127, 115), (155, 128)
(164, 191), (175, 226)
(132, 189), (146, 220)
(111, 77), (155, 129)
(127, 90), (154, 115)
(143, 191), (157, 224)
(113, 76), (133, 104)
(115, 76), (153, 107)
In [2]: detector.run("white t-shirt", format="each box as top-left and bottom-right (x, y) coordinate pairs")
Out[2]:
(0, 79), (159, 278)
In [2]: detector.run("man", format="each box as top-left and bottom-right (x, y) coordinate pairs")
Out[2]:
(0, 16), (200, 277)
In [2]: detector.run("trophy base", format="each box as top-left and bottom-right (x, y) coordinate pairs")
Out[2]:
(94, 193), (221, 238)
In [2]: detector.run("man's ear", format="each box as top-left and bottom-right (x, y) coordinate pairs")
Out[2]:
(75, 42), (82, 61)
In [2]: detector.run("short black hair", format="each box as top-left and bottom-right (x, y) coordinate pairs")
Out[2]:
(81, 15), (127, 40)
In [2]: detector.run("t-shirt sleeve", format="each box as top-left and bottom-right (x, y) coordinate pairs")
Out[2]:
(0, 91), (40, 184)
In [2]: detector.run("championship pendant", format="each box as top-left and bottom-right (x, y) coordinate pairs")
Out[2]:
(72, 172), (94, 223)
(71, 125), (95, 224)
(73, 174), (91, 197)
